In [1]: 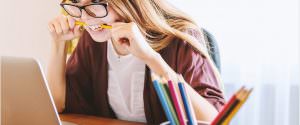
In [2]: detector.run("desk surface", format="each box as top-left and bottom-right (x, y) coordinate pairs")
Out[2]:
(60, 114), (146, 125)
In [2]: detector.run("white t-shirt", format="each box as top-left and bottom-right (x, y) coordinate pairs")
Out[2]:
(107, 39), (147, 122)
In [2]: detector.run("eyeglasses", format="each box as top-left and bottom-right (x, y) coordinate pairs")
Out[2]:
(60, 3), (108, 18)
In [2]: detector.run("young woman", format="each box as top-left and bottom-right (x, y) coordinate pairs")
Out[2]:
(47, 0), (225, 124)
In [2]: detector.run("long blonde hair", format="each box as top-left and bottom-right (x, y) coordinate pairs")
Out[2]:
(62, 0), (223, 89)
(108, 0), (223, 89)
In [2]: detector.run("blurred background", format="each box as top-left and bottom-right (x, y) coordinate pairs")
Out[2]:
(0, 0), (299, 124)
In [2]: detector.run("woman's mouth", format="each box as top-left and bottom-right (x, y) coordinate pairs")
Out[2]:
(87, 24), (103, 31)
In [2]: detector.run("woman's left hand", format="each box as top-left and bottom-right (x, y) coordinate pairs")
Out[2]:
(110, 22), (156, 61)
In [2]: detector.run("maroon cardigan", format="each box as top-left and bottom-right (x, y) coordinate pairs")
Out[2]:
(63, 30), (225, 124)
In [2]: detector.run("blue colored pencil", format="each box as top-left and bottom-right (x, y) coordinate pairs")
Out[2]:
(178, 82), (197, 125)
(153, 80), (177, 125)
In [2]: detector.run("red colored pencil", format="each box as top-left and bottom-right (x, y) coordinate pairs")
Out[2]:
(168, 80), (187, 125)
(211, 87), (245, 125)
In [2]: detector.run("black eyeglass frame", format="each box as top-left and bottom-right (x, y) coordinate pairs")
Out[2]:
(60, 3), (109, 18)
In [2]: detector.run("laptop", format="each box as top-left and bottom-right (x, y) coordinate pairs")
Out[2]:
(1, 56), (76, 125)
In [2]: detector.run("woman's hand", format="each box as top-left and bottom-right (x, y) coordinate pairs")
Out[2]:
(110, 22), (178, 80)
(48, 15), (83, 43)
(110, 22), (156, 61)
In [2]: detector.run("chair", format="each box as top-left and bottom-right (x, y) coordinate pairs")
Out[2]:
(202, 29), (221, 72)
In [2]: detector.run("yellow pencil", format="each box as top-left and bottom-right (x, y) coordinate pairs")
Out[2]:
(222, 88), (253, 125)
(75, 21), (112, 29)
(75, 21), (86, 26)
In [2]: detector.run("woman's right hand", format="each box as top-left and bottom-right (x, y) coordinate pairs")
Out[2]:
(48, 15), (83, 43)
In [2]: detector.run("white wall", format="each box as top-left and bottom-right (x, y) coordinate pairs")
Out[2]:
(168, 0), (299, 125)
(168, 0), (299, 85)
(0, 0), (61, 69)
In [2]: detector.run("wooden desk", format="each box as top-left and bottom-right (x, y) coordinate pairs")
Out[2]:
(60, 114), (146, 125)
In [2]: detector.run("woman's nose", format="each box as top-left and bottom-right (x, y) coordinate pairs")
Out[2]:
(81, 10), (93, 20)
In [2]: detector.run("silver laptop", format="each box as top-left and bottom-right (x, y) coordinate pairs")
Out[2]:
(1, 56), (76, 125)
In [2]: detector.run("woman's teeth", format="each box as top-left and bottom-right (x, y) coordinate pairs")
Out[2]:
(88, 24), (103, 31)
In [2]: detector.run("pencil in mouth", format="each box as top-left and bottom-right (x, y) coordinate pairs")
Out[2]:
(75, 21), (112, 31)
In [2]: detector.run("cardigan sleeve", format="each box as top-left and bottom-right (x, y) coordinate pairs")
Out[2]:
(176, 29), (225, 111)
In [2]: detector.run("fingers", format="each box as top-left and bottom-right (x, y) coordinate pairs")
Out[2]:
(48, 23), (57, 37)
(48, 14), (81, 41)
(49, 15), (76, 35)
(48, 23), (55, 32)
(52, 19), (63, 35)
(110, 22), (139, 44)
(59, 15), (69, 34)
(111, 22), (138, 31)
(111, 22), (127, 27)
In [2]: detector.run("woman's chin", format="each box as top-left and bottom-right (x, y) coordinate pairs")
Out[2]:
(86, 28), (110, 42)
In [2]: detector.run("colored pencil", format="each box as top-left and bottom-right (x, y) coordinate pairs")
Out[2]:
(161, 83), (180, 125)
(168, 80), (187, 125)
(151, 73), (176, 125)
(178, 82), (197, 125)
(222, 88), (253, 125)
(211, 87), (245, 125)
(217, 90), (244, 125)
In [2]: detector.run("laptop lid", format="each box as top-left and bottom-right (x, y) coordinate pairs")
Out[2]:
(1, 56), (61, 125)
